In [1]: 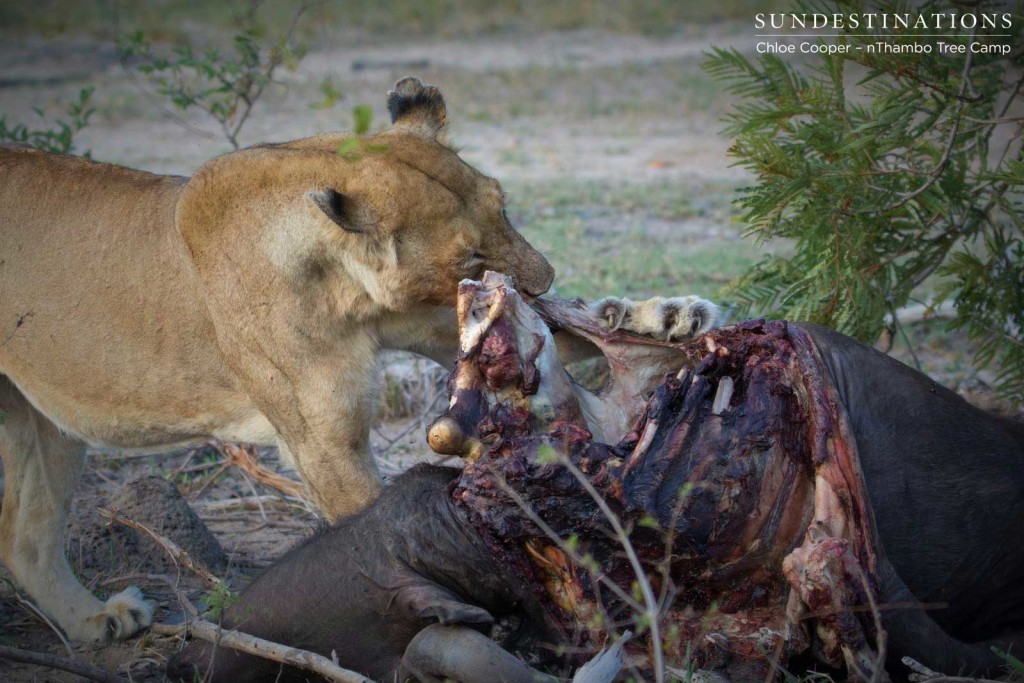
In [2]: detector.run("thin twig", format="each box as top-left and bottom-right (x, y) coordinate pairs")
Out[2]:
(151, 619), (372, 683)
(962, 115), (1024, 125)
(373, 392), (446, 457)
(98, 507), (224, 589)
(117, 60), (218, 141)
(224, 0), (318, 147)
(490, 476), (644, 613)
(850, 562), (886, 683)
(894, 315), (923, 371)
(0, 645), (123, 683)
(903, 656), (942, 679)
(238, 469), (269, 525)
(200, 513), (308, 529)
(12, 591), (76, 658)
(220, 443), (309, 502)
(555, 453), (667, 683)
(874, 43), (975, 214)
(900, 656), (1006, 682)
(193, 495), (310, 512)
(186, 461), (232, 501)
(166, 448), (199, 479)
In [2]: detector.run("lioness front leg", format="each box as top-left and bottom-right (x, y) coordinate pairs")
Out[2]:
(211, 324), (384, 521)
(0, 379), (153, 642)
(274, 386), (381, 522)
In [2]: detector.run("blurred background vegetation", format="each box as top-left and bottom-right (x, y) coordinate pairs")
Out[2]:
(0, 0), (1019, 410)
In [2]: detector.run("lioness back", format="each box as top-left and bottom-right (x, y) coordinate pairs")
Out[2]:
(0, 146), (259, 448)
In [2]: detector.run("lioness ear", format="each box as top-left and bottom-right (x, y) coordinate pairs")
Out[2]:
(309, 189), (368, 234)
(387, 76), (448, 144)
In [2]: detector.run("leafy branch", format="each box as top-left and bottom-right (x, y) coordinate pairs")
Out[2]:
(116, 0), (313, 149)
(704, 0), (1024, 404)
(0, 88), (94, 156)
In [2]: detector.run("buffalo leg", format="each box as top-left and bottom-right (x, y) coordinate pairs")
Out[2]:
(401, 624), (557, 683)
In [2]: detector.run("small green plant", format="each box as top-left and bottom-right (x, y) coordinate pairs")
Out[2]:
(200, 581), (238, 622)
(993, 646), (1024, 678)
(334, 104), (391, 161)
(116, 1), (310, 149)
(704, 0), (1024, 404)
(309, 76), (344, 111)
(0, 87), (94, 156)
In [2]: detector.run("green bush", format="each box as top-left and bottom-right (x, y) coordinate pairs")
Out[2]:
(704, 0), (1024, 404)
(0, 87), (94, 156)
(116, 2), (309, 149)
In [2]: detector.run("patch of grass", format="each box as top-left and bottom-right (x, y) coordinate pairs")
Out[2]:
(506, 178), (712, 222)
(445, 59), (736, 124)
(505, 179), (756, 302)
(528, 219), (759, 300)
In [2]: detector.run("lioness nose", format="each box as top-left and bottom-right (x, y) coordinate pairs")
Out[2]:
(521, 258), (555, 297)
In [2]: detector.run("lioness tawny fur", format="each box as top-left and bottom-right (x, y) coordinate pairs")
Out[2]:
(0, 78), (553, 642)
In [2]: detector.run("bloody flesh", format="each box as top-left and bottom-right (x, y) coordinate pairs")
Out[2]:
(434, 273), (887, 680)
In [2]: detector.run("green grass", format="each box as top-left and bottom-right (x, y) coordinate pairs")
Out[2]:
(504, 179), (758, 303)
(507, 179), (705, 221)
(438, 60), (733, 124)
(542, 227), (758, 300)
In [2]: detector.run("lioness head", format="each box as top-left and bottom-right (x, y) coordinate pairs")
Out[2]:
(177, 77), (553, 320)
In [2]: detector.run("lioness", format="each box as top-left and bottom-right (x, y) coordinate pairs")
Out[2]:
(0, 78), (562, 643)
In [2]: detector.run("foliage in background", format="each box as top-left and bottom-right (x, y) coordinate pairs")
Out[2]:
(115, 0), (311, 149)
(0, 87), (94, 156)
(704, 0), (1024, 404)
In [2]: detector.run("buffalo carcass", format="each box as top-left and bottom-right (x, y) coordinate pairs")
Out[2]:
(170, 273), (1024, 682)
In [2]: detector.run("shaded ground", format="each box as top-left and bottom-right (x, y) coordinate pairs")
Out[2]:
(0, 15), (1020, 683)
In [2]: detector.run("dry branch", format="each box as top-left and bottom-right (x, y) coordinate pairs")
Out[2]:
(11, 589), (75, 658)
(97, 509), (366, 681)
(902, 656), (1006, 683)
(193, 495), (309, 512)
(97, 507), (223, 589)
(0, 644), (123, 683)
(220, 443), (310, 502)
(152, 619), (372, 683)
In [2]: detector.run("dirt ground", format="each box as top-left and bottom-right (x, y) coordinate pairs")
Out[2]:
(0, 16), (1020, 683)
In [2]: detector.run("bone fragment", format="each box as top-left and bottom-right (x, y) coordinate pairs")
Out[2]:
(712, 376), (734, 415)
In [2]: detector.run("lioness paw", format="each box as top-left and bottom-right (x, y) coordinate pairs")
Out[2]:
(82, 586), (154, 643)
(592, 296), (631, 330)
(590, 295), (719, 341)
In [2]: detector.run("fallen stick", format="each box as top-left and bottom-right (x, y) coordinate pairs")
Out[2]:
(10, 589), (76, 658)
(0, 644), (123, 683)
(97, 507), (224, 589)
(220, 443), (311, 503)
(152, 619), (372, 683)
(97, 507), (367, 681)
(902, 656), (1005, 683)
(193, 495), (311, 512)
